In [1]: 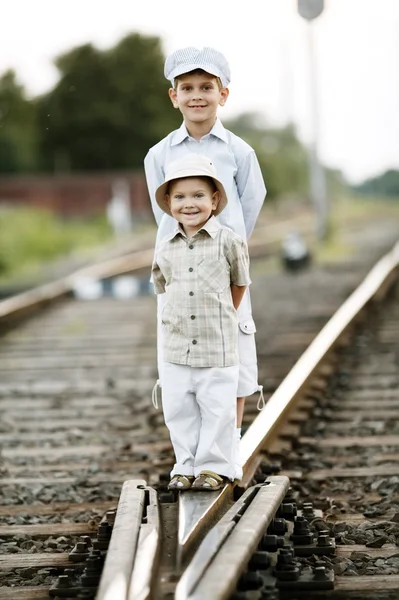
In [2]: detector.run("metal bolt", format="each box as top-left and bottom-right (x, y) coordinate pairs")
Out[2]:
(293, 516), (311, 533)
(54, 575), (70, 588)
(313, 566), (329, 581)
(268, 518), (288, 535)
(69, 540), (90, 562)
(104, 510), (116, 525)
(248, 551), (270, 570)
(302, 502), (315, 516)
(317, 533), (332, 546)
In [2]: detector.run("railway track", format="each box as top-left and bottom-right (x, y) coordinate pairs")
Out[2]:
(0, 220), (398, 599)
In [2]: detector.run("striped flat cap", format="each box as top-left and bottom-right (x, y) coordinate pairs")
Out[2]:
(164, 46), (231, 88)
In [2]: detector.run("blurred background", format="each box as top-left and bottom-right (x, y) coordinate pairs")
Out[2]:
(1, 0), (399, 295)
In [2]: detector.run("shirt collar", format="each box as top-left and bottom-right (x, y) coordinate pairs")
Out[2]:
(167, 216), (221, 241)
(171, 118), (228, 146)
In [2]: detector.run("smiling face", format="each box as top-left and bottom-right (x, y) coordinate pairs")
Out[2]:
(165, 176), (220, 236)
(168, 71), (229, 131)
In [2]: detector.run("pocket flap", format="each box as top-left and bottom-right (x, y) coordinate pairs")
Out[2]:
(239, 318), (256, 335)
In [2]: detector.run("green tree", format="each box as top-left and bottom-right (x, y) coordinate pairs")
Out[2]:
(354, 169), (399, 197)
(225, 113), (309, 199)
(0, 70), (38, 173)
(226, 113), (346, 200)
(37, 34), (180, 172)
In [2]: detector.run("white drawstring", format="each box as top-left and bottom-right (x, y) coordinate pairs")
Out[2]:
(256, 385), (265, 411)
(151, 379), (161, 409)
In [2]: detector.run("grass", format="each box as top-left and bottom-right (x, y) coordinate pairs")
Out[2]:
(0, 206), (113, 285)
(1, 194), (398, 288)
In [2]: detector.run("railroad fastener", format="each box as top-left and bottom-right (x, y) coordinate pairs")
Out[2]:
(274, 562), (300, 582)
(302, 502), (315, 517)
(237, 571), (264, 591)
(259, 534), (285, 553)
(80, 556), (103, 587)
(103, 510), (116, 525)
(248, 550), (270, 571)
(80, 535), (92, 547)
(283, 487), (298, 503)
(261, 462), (282, 475)
(49, 574), (75, 598)
(267, 517), (288, 535)
(274, 547), (301, 581)
(317, 531), (334, 547)
(290, 516), (314, 545)
(69, 540), (90, 563)
(313, 566), (329, 581)
(92, 522), (113, 551)
(277, 502), (297, 520)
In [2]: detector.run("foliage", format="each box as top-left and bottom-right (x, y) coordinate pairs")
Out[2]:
(0, 206), (111, 277)
(225, 113), (347, 200)
(37, 34), (180, 171)
(0, 32), (347, 205)
(0, 70), (38, 173)
(225, 114), (310, 199)
(353, 169), (399, 198)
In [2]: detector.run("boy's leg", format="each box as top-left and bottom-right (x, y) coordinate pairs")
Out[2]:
(194, 365), (238, 481)
(236, 396), (246, 428)
(162, 362), (200, 477)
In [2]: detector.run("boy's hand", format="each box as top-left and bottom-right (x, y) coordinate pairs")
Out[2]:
(231, 285), (246, 310)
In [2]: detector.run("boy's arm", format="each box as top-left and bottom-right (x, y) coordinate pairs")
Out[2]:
(227, 235), (252, 308)
(144, 150), (166, 226)
(236, 151), (267, 239)
(151, 256), (166, 294)
(231, 284), (247, 310)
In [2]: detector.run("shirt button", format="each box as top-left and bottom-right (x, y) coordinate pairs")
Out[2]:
(189, 291), (194, 296)
(190, 315), (196, 320)
(189, 267), (193, 272)
(189, 244), (194, 249)
(192, 339), (197, 345)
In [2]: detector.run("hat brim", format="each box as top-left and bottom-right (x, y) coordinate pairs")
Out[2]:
(155, 175), (228, 217)
(168, 62), (229, 88)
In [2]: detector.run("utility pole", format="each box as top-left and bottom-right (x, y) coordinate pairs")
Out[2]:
(297, 0), (328, 240)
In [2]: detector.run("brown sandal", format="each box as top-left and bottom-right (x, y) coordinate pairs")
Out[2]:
(192, 470), (227, 491)
(168, 475), (195, 491)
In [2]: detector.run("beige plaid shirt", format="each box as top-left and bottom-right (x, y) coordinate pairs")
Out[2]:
(152, 216), (251, 367)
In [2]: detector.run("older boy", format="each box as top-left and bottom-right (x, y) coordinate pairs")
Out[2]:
(152, 154), (251, 490)
(145, 47), (266, 480)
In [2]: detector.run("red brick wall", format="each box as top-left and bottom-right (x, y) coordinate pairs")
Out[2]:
(0, 171), (152, 219)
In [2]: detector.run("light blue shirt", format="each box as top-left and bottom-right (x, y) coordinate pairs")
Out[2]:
(144, 118), (266, 247)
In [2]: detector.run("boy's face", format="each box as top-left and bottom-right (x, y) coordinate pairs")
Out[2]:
(165, 176), (220, 237)
(168, 72), (229, 129)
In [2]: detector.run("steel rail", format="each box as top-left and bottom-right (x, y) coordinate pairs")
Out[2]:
(174, 240), (399, 584)
(0, 215), (312, 326)
(0, 249), (154, 325)
(127, 488), (160, 600)
(95, 480), (157, 600)
(176, 477), (290, 600)
(240, 239), (399, 468)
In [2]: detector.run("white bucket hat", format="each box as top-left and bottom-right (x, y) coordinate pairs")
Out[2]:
(164, 47), (231, 88)
(155, 154), (228, 217)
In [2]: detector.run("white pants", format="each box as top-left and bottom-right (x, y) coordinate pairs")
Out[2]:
(156, 289), (259, 398)
(162, 362), (239, 480)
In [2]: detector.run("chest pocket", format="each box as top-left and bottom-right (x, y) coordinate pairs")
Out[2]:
(198, 259), (229, 293)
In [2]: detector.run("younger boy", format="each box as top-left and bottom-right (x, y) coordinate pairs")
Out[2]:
(151, 154), (251, 490)
(145, 46), (266, 480)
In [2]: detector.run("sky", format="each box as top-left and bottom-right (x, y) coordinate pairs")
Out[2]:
(2, 0), (399, 184)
